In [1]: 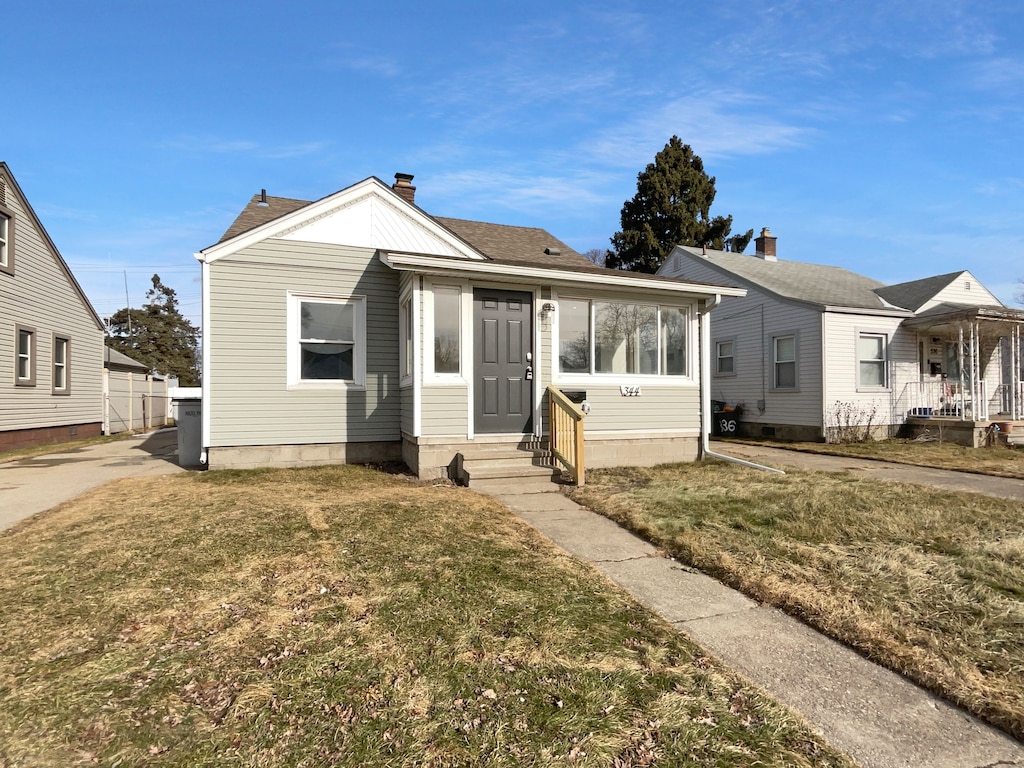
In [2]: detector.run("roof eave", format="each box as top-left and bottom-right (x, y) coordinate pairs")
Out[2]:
(381, 251), (747, 297)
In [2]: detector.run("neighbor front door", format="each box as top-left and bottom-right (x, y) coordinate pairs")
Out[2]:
(474, 288), (533, 434)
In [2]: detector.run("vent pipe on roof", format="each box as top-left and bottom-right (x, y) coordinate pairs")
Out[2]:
(754, 227), (777, 261)
(544, 247), (561, 256)
(392, 173), (416, 204)
(258, 189), (268, 207)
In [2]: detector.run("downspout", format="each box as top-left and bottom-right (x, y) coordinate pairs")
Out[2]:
(198, 254), (211, 467)
(699, 295), (784, 474)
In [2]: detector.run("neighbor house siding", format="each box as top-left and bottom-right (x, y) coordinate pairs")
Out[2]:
(921, 273), (1001, 311)
(820, 312), (914, 428)
(206, 238), (400, 447)
(0, 168), (103, 442)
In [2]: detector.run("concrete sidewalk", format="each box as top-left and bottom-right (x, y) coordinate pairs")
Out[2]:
(0, 429), (185, 531)
(483, 481), (1024, 768)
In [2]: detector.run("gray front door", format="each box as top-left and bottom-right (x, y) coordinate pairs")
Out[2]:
(474, 288), (533, 434)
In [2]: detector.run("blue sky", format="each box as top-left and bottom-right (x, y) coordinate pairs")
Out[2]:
(7, 1), (1024, 329)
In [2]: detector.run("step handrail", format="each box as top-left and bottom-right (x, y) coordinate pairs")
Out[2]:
(548, 386), (585, 485)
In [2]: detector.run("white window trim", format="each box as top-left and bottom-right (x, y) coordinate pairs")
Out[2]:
(856, 330), (890, 391)
(399, 286), (414, 387)
(0, 204), (12, 275)
(15, 324), (35, 386)
(286, 292), (366, 389)
(771, 332), (799, 392)
(52, 335), (70, 395)
(423, 279), (470, 385)
(552, 293), (696, 385)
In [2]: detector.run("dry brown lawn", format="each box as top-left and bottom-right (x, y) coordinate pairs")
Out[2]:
(0, 465), (854, 767)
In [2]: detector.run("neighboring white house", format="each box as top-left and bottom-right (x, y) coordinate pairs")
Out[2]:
(658, 229), (1024, 446)
(0, 162), (105, 451)
(196, 174), (745, 482)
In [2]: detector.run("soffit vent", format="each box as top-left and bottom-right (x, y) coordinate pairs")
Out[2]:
(0, 180), (6, 207)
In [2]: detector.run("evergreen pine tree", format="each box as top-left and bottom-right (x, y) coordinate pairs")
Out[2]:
(107, 274), (200, 385)
(607, 137), (752, 272)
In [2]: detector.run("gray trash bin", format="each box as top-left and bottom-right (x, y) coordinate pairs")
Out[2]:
(173, 397), (203, 468)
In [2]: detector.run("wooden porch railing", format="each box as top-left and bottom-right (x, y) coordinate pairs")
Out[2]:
(548, 386), (586, 486)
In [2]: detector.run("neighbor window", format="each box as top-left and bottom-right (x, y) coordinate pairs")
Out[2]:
(288, 294), (365, 387)
(558, 298), (688, 376)
(772, 334), (797, 389)
(858, 332), (888, 388)
(15, 325), (35, 386)
(0, 206), (12, 275)
(52, 335), (69, 394)
(432, 286), (461, 375)
(716, 340), (735, 375)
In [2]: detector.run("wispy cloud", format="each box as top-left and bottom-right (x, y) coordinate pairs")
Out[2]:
(156, 135), (328, 159)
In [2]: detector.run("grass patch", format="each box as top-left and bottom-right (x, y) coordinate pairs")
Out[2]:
(0, 465), (853, 767)
(569, 462), (1024, 741)
(726, 438), (1024, 479)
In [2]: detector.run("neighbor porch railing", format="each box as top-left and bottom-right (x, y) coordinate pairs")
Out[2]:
(897, 380), (989, 421)
(548, 386), (585, 486)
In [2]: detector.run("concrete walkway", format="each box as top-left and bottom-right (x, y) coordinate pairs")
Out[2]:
(0, 429), (185, 531)
(481, 461), (1024, 768)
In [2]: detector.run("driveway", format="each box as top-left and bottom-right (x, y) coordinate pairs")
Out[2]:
(711, 440), (1024, 501)
(0, 429), (186, 531)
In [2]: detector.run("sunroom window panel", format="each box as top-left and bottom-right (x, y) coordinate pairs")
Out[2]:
(558, 299), (590, 373)
(595, 302), (657, 374)
(661, 307), (686, 375)
(433, 287), (461, 374)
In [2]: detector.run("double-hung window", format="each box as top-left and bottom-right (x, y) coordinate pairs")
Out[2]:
(772, 334), (797, 390)
(715, 340), (735, 375)
(858, 332), (888, 389)
(557, 298), (688, 377)
(288, 294), (365, 388)
(0, 204), (13, 275)
(52, 335), (70, 394)
(15, 325), (35, 386)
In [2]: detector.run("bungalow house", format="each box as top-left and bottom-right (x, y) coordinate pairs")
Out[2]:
(657, 229), (1024, 446)
(195, 174), (745, 483)
(0, 163), (105, 451)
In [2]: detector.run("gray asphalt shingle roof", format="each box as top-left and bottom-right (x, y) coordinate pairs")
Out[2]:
(873, 272), (963, 313)
(675, 246), (897, 310)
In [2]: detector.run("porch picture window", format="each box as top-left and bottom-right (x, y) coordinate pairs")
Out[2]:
(716, 340), (734, 375)
(15, 325), (35, 386)
(399, 296), (413, 381)
(52, 336), (69, 393)
(858, 333), (888, 388)
(558, 298), (688, 377)
(288, 294), (365, 387)
(558, 299), (590, 373)
(433, 286), (461, 375)
(773, 334), (797, 389)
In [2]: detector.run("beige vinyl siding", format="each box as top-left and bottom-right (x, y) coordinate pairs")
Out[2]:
(0, 171), (103, 433)
(420, 386), (468, 435)
(207, 238), (399, 447)
(575, 383), (700, 433)
(821, 313), (914, 426)
(400, 386), (414, 435)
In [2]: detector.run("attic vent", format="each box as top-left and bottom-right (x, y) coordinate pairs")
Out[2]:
(965, 280), (971, 291)
(544, 247), (561, 256)
(0, 179), (6, 206)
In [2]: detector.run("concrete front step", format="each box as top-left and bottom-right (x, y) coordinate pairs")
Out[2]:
(453, 445), (563, 489)
(467, 474), (566, 494)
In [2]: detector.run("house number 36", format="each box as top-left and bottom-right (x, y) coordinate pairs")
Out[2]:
(620, 385), (642, 397)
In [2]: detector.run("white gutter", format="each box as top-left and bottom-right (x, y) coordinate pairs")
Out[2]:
(698, 295), (784, 475)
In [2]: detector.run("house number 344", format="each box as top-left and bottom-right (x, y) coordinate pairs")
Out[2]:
(619, 385), (642, 397)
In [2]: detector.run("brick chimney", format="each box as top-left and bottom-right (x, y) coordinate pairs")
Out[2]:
(392, 173), (416, 204)
(754, 227), (777, 261)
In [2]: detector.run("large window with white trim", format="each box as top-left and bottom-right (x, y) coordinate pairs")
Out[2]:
(288, 294), (365, 387)
(432, 286), (461, 375)
(558, 298), (688, 376)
